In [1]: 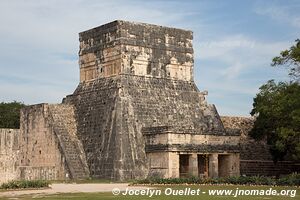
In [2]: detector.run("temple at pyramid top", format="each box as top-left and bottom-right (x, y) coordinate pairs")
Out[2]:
(78, 20), (194, 82)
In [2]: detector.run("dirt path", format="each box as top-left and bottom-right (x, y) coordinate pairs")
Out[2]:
(0, 183), (148, 197)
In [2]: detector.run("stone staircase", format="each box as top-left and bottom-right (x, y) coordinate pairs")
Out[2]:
(48, 104), (89, 179)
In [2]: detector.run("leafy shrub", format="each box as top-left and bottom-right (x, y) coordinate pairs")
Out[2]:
(134, 173), (299, 186)
(0, 180), (49, 190)
(277, 173), (300, 186)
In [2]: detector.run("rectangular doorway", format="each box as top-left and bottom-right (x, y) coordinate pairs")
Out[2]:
(198, 154), (209, 178)
(179, 154), (189, 178)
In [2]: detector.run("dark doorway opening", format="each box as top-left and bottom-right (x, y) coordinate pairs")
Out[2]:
(179, 154), (189, 178)
(198, 154), (209, 178)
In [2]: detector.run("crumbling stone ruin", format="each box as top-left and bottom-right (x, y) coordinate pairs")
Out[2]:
(0, 20), (298, 183)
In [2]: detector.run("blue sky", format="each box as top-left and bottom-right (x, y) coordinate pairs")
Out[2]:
(0, 0), (299, 116)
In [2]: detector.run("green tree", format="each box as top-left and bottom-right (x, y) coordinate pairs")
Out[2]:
(0, 101), (25, 129)
(250, 81), (300, 161)
(272, 39), (300, 81)
(250, 39), (300, 162)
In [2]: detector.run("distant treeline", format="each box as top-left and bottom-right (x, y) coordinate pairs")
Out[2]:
(0, 101), (25, 129)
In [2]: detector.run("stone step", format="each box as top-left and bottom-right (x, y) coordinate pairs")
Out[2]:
(49, 104), (89, 179)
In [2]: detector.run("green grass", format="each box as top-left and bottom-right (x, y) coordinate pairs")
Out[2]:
(0, 185), (298, 200)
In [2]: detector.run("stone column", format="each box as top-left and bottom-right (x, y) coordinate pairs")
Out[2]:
(209, 153), (218, 178)
(188, 153), (198, 177)
(169, 152), (180, 178)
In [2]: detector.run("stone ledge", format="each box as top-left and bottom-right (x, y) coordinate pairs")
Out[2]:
(145, 144), (240, 153)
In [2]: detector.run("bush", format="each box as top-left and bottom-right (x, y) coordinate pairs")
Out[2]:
(134, 173), (299, 186)
(277, 173), (300, 186)
(0, 180), (49, 190)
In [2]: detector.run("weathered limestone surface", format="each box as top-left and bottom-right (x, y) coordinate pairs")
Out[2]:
(143, 126), (240, 153)
(18, 104), (89, 180)
(63, 21), (230, 180)
(64, 74), (228, 179)
(78, 20), (193, 82)
(3, 20), (299, 182)
(0, 129), (19, 184)
(188, 153), (198, 177)
(48, 104), (89, 179)
(209, 154), (218, 178)
(221, 116), (299, 176)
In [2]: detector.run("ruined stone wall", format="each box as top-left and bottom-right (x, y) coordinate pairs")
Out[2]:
(64, 21), (228, 180)
(119, 76), (224, 133)
(221, 116), (271, 160)
(64, 78), (123, 179)
(18, 104), (89, 180)
(147, 152), (181, 178)
(19, 104), (67, 180)
(79, 20), (193, 82)
(147, 152), (170, 178)
(64, 74), (228, 180)
(0, 129), (19, 184)
(221, 116), (299, 176)
(79, 22), (122, 82)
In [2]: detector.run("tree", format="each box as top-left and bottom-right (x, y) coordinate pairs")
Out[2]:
(0, 101), (25, 129)
(272, 39), (300, 81)
(250, 81), (300, 161)
(250, 39), (300, 162)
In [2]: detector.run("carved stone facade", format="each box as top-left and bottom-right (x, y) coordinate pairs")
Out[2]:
(61, 21), (241, 180)
(79, 21), (193, 82)
(0, 21), (298, 183)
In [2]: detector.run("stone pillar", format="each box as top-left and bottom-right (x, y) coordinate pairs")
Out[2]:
(209, 154), (218, 178)
(188, 153), (198, 177)
(169, 152), (180, 178)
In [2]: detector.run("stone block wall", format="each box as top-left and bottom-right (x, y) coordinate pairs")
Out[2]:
(218, 153), (240, 177)
(144, 132), (240, 146)
(147, 152), (170, 178)
(79, 20), (193, 82)
(19, 104), (67, 180)
(62, 21), (231, 180)
(64, 73), (228, 180)
(147, 152), (180, 178)
(18, 103), (89, 180)
(0, 129), (19, 184)
(221, 116), (299, 176)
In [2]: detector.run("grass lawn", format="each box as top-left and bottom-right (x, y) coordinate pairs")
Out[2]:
(0, 185), (298, 200)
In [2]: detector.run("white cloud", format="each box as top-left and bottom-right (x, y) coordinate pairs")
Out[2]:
(220, 62), (244, 80)
(196, 34), (291, 80)
(254, 3), (300, 28)
(0, 0), (297, 116)
(197, 35), (255, 59)
(0, 0), (193, 105)
(194, 34), (292, 116)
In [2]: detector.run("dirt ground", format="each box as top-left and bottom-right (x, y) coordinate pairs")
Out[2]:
(0, 183), (147, 197)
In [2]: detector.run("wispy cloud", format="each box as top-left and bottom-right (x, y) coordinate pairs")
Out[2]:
(0, 0), (298, 116)
(254, 3), (300, 28)
(195, 34), (292, 116)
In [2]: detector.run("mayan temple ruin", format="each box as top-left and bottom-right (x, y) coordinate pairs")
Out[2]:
(0, 20), (298, 182)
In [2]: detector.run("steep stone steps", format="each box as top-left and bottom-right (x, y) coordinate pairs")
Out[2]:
(48, 104), (89, 179)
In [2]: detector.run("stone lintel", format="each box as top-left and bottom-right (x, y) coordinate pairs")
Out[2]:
(145, 144), (240, 153)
